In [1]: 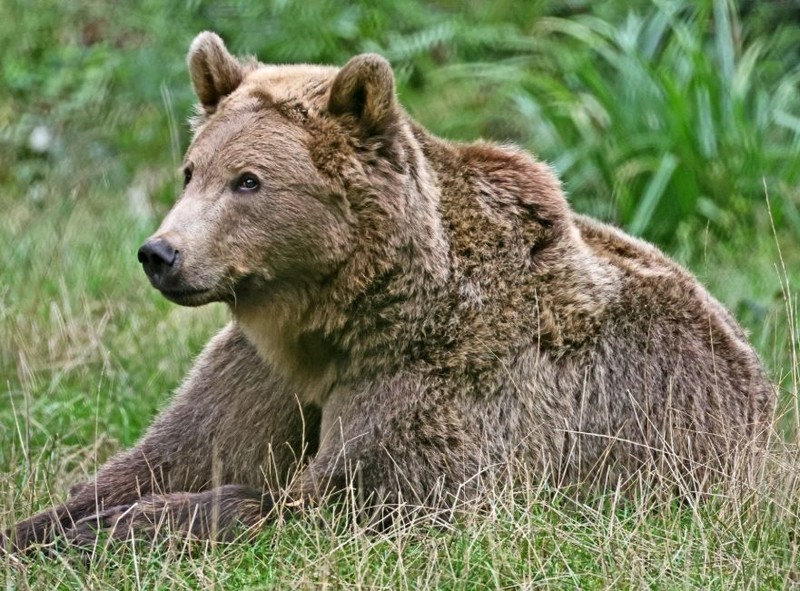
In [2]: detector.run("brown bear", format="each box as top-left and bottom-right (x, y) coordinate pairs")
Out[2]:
(9, 32), (775, 550)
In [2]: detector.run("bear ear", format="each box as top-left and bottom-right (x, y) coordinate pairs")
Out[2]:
(328, 53), (397, 133)
(188, 32), (245, 115)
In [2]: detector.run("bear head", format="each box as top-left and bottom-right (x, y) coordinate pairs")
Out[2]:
(138, 32), (446, 315)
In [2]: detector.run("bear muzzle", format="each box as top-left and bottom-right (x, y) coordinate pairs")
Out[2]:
(137, 237), (216, 306)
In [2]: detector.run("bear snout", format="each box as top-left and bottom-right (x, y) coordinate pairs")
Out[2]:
(137, 237), (179, 287)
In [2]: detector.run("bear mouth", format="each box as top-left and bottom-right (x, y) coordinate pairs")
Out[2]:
(157, 286), (214, 307)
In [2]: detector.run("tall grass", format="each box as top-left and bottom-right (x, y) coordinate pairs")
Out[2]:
(5, 453), (800, 588)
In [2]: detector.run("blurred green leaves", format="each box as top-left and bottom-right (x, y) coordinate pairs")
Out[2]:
(416, 0), (800, 243)
(2, 0), (799, 246)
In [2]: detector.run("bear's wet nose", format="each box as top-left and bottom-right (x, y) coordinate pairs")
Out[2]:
(138, 238), (178, 282)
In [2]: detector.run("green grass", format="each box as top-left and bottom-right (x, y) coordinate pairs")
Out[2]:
(3, 0), (800, 588)
(5, 461), (800, 588)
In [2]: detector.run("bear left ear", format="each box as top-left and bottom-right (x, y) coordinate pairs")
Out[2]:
(328, 54), (397, 133)
(188, 32), (245, 115)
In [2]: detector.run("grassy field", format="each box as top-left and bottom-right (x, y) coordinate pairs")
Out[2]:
(3, 0), (800, 588)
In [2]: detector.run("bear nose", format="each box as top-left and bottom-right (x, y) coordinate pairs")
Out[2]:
(138, 238), (178, 282)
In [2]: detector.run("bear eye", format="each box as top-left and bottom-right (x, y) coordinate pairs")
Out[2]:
(235, 173), (260, 193)
(183, 167), (192, 188)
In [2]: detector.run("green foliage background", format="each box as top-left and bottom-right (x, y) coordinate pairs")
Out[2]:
(4, 0), (800, 241)
(2, 0), (800, 587)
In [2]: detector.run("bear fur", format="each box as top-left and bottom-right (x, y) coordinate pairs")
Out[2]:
(10, 32), (775, 549)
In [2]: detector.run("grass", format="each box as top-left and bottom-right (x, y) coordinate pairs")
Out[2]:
(5, 457), (800, 588)
(2, 0), (800, 588)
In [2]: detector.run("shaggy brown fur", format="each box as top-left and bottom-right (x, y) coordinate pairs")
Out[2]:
(9, 32), (775, 551)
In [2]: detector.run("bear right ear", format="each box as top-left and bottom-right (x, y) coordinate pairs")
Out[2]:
(188, 32), (245, 115)
(328, 53), (397, 134)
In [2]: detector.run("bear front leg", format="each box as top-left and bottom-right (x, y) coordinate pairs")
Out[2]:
(8, 322), (318, 552)
(63, 485), (287, 549)
(52, 372), (479, 548)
